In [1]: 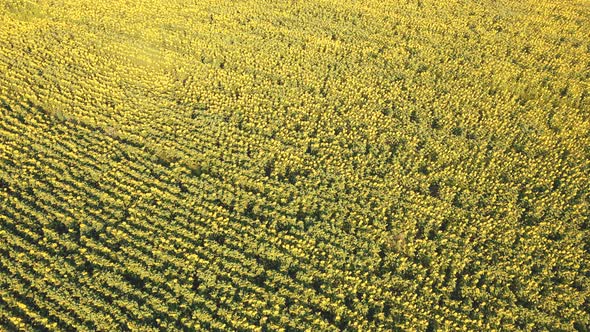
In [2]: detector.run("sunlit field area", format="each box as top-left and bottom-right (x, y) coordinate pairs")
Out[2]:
(1, 0), (589, 330)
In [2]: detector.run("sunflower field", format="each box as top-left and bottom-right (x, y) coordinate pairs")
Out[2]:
(0, 0), (589, 331)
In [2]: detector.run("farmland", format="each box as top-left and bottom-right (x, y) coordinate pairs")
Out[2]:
(0, 0), (589, 330)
